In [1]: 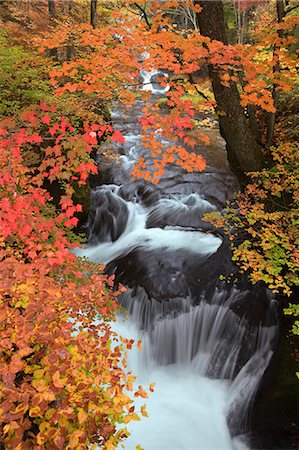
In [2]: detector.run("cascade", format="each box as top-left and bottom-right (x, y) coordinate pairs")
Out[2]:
(77, 71), (279, 450)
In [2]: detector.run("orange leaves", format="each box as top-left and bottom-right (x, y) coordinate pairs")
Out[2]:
(68, 430), (86, 449)
(0, 105), (146, 449)
(133, 92), (209, 183)
(198, 133), (210, 146)
(240, 90), (276, 113)
(52, 370), (64, 389)
(77, 409), (88, 425)
(149, 383), (155, 393)
(134, 386), (149, 399)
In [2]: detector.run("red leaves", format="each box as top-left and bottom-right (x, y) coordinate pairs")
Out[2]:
(64, 217), (79, 228)
(41, 115), (51, 125)
(27, 133), (43, 143)
(49, 123), (59, 136)
(0, 104), (149, 449)
(1, 197), (10, 211)
(111, 129), (125, 144)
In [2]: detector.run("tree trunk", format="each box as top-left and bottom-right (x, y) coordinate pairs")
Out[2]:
(48, 0), (56, 18)
(90, 0), (97, 29)
(66, 0), (75, 61)
(195, 1), (265, 184)
(266, 0), (286, 148)
(48, 0), (58, 60)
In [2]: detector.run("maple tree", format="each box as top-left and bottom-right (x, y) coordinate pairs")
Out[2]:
(0, 1), (298, 446)
(0, 105), (151, 449)
(35, 1), (298, 180)
(205, 140), (299, 316)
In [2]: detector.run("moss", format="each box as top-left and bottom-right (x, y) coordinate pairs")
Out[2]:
(252, 309), (299, 448)
(0, 30), (53, 117)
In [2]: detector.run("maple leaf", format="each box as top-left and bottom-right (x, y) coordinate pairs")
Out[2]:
(41, 115), (51, 125)
(111, 129), (125, 144)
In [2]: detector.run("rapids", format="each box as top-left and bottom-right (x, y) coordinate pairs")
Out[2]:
(77, 71), (278, 450)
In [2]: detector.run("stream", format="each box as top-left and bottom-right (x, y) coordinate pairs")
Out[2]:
(76, 72), (279, 450)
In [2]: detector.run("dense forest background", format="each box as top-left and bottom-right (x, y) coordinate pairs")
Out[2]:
(0, 1), (298, 448)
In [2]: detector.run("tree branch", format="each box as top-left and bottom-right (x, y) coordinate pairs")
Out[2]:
(134, 2), (151, 29)
(285, 4), (299, 14)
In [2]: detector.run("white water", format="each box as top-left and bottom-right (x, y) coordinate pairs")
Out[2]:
(75, 195), (222, 265)
(113, 317), (234, 450)
(140, 69), (170, 94)
(109, 290), (275, 450)
(81, 70), (277, 450)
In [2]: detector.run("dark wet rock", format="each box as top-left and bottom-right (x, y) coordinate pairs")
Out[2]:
(229, 287), (278, 328)
(106, 238), (232, 302)
(89, 159), (131, 188)
(88, 189), (128, 244)
(251, 313), (299, 450)
(119, 180), (161, 207)
(158, 171), (238, 209)
(149, 71), (168, 90)
(146, 204), (216, 229)
(107, 247), (189, 301)
(107, 236), (275, 330)
(242, 431), (295, 450)
(115, 279), (276, 381)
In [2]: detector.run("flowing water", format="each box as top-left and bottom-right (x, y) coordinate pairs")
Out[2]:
(77, 72), (278, 450)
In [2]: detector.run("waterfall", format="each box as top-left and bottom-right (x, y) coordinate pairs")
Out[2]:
(140, 69), (170, 94)
(76, 71), (279, 450)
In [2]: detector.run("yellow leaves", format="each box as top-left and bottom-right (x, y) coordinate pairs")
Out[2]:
(3, 421), (20, 434)
(123, 413), (141, 424)
(12, 281), (35, 308)
(77, 409), (88, 424)
(29, 405), (42, 417)
(136, 445), (144, 450)
(32, 378), (48, 393)
(33, 368), (45, 379)
(14, 296), (29, 308)
(42, 389), (56, 403)
(69, 430), (86, 449)
(13, 403), (28, 415)
(140, 404), (148, 417)
(39, 421), (51, 434)
(67, 344), (79, 356)
(105, 440), (116, 450)
(52, 370), (65, 389)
